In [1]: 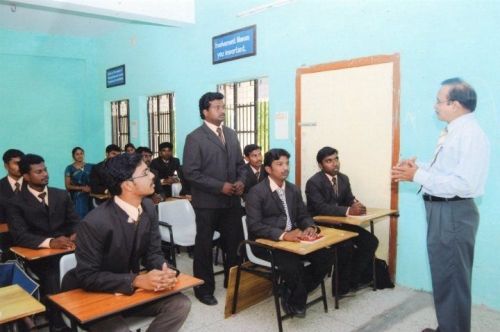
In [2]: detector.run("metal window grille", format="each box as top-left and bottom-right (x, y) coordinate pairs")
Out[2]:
(111, 99), (130, 149)
(217, 78), (269, 153)
(148, 93), (174, 157)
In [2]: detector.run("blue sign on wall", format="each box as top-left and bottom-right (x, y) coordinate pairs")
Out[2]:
(106, 65), (126, 88)
(212, 25), (256, 64)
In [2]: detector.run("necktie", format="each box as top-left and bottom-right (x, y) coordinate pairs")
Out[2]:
(38, 192), (49, 212)
(255, 171), (260, 180)
(14, 182), (20, 193)
(332, 177), (338, 196)
(417, 127), (448, 194)
(216, 127), (225, 145)
(276, 188), (292, 231)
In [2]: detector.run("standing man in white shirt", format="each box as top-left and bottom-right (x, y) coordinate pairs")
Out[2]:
(392, 78), (490, 332)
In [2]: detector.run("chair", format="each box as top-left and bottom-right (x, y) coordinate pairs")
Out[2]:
(232, 216), (328, 332)
(59, 254), (153, 332)
(157, 199), (221, 268)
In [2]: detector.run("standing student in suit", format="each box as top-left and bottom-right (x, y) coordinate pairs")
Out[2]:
(183, 92), (246, 305)
(242, 144), (267, 197)
(305, 147), (378, 294)
(392, 78), (490, 332)
(67, 153), (191, 332)
(150, 142), (181, 197)
(246, 148), (334, 317)
(89, 144), (121, 204)
(7, 154), (80, 331)
(0, 149), (25, 221)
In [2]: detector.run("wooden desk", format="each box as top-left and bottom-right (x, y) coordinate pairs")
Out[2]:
(0, 223), (8, 234)
(313, 208), (398, 233)
(256, 226), (358, 256)
(48, 274), (203, 327)
(0, 284), (45, 324)
(10, 246), (74, 261)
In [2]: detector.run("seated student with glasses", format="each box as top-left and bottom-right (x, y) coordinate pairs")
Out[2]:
(7, 154), (80, 332)
(245, 148), (334, 318)
(65, 153), (191, 332)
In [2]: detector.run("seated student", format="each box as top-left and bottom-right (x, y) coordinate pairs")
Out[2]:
(246, 148), (334, 317)
(0, 149), (25, 221)
(136, 146), (165, 204)
(150, 142), (180, 197)
(7, 154), (80, 331)
(89, 144), (121, 204)
(124, 142), (136, 154)
(242, 144), (267, 197)
(305, 146), (378, 294)
(67, 153), (190, 332)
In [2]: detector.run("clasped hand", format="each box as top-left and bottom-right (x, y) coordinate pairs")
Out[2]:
(283, 227), (317, 242)
(133, 263), (178, 292)
(391, 157), (418, 182)
(221, 181), (245, 196)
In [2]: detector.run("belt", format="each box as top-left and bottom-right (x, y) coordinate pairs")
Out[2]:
(422, 194), (470, 202)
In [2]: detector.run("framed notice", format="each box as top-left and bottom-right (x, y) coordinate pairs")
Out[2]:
(106, 65), (126, 88)
(212, 25), (256, 64)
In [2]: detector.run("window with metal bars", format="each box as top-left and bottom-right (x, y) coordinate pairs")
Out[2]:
(217, 78), (269, 153)
(110, 99), (130, 149)
(147, 93), (175, 157)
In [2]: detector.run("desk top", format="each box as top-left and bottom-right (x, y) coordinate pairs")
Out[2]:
(10, 246), (74, 261)
(313, 208), (398, 227)
(48, 273), (203, 325)
(256, 226), (358, 255)
(0, 223), (8, 234)
(0, 284), (45, 324)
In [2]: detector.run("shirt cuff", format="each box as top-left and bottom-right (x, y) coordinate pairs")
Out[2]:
(39, 238), (53, 248)
(413, 168), (430, 187)
(279, 232), (286, 241)
(345, 207), (350, 216)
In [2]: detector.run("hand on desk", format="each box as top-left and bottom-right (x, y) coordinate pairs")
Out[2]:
(50, 236), (76, 250)
(348, 202), (366, 216)
(133, 263), (178, 292)
(282, 229), (303, 242)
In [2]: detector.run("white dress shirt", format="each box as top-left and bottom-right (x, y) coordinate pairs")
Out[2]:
(7, 176), (23, 192)
(414, 113), (490, 198)
(114, 196), (143, 224)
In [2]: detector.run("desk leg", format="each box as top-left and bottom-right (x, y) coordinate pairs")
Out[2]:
(334, 247), (339, 309)
(370, 220), (377, 291)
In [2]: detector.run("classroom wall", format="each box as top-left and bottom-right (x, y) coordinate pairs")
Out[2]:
(0, 0), (498, 310)
(0, 29), (101, 188)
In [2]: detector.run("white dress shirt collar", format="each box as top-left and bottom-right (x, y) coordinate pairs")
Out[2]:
(268, 177), (286, 192)
(114, 196), (143, 224)
(27, 185), (48, 205)
(7, 176), (23, 192)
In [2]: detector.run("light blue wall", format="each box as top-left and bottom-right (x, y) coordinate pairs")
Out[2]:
(0, 0), (498, 310)
(0, 29), (101, 188)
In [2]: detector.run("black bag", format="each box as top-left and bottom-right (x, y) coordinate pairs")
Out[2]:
(373, 258), (394, 289)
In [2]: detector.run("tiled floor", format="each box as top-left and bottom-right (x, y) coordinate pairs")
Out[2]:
(175, 252), (500, 332)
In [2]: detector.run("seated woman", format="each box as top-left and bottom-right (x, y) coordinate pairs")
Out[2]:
(65, 147), (93, 218)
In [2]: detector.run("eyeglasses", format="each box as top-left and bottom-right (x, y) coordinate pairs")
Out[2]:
(128, 168), (151, 181)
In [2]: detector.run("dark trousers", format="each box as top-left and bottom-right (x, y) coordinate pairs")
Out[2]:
(255, 246), (334, 308)
(193, 207), (243, 296)
(331, 224), (378, 291)
(28, 257), (65, 330)
(88, 293), (191, 332)
(425, 199), (478, 332)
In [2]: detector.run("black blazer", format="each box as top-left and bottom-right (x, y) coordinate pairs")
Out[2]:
(89, 160), (107, 195)
(72, 198), (166, 295)
(0, 177), (16, 221)
(243, 164), (267, 195)
(6, 186), (80, 248)
(245, 178), (315, 241)
(305, 171), (356, 217)
(183, 123), (246, 209)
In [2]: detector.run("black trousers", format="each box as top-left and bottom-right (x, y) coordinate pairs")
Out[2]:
(28, 256), (66, 330)
(254, 246), (334, 308)
(193, 207), (243, 296)
(332, 224), (378, 291)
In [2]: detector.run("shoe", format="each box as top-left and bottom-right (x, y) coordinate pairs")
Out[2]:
(291, 305), (306, 318)
(421, 328), (439, 332)
(195, 293), (218, 306)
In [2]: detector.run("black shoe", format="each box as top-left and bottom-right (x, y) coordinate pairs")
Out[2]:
(195, 293), (218, 306)
(291, 304), (306, 318)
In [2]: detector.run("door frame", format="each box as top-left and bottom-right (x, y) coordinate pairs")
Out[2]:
(295, 53), (400, 278)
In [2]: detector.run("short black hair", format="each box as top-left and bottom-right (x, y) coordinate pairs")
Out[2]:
(106, 144), (122, 154)
(264, 148), (290, 168)
(316, 146), (338, 164)
(441, 77), (477, 112)
(104, 153), (143, 196)
(244, 144), (261, 157)
(124, 143), (136, 150)
(3, 149), (24, 164)
(72, 146), (84, 158)
(136, 146), (153, 155)
(198, 92), (224, 119)
(159, 142), (173, 151)
(19, 154), (45, 175)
